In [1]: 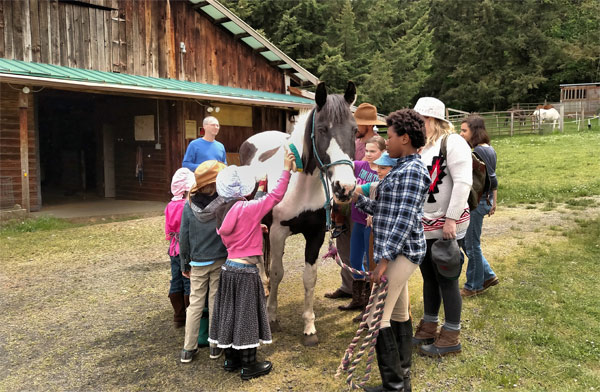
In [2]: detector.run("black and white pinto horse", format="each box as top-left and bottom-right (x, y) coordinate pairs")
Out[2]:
(239, 82), (358, 346)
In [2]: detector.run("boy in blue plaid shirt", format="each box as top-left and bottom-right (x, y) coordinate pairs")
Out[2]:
(353, 109), (431, 392)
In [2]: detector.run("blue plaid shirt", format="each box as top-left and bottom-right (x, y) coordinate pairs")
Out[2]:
(355, 154), (431, 265)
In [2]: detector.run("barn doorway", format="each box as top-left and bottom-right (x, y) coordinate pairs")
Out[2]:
(37, 90), (104, 205)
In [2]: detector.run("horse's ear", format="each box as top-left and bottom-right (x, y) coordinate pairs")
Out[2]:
(344, 81), (357, 106)
(315, 82), (327, 110)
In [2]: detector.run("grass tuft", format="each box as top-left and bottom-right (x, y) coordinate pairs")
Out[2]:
(0, 216), (77, 236)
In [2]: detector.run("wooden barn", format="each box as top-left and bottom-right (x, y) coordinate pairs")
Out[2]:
(0, 0), (317, 212)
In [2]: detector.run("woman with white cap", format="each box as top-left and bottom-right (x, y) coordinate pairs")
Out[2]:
(209, 151), (295, 380)
(412, 97), (472, 357)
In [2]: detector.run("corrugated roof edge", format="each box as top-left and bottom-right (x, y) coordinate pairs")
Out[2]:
(201, 0), (319, 86)
(0, 58), (315, 108)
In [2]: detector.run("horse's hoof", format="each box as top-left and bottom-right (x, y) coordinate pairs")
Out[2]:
(303, 333), (319, 346)
(270, 320), (282, 332)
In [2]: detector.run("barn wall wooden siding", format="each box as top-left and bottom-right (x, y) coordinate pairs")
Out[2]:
(0, 84), (38, 210)
(0, 0), (286, 93)
(1, 0), (293, 208)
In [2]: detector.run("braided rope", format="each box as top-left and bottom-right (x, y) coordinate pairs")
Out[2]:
(324, 241), (388, 390)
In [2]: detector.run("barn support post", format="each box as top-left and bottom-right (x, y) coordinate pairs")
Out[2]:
(19, 91), (30, 212)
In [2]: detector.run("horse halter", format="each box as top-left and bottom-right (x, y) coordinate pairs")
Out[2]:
(309, 109), (354, 230)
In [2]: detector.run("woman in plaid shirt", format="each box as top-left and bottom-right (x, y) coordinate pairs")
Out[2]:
(353, 109), (430, 392)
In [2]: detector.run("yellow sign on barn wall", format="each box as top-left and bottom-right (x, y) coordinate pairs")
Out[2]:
(185, 120), (197, 139)
(213, 104), (252, 127)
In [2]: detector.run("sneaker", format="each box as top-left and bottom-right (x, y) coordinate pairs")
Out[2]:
(460, 288), (482, 297)
(180, 348), (198, 363)
(483, 276), (499, 290)
(209, 346), (223, 360)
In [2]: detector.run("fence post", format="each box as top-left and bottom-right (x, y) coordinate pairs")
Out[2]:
(559, 105), (564, 133)
(510, 111), (514, 136)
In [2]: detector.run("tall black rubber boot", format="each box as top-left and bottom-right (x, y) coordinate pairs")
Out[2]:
(240, 347), (272, 380)
(391, 319), (413, 392)
(363, 327), (404, 392)
(223, 348), (241, 372)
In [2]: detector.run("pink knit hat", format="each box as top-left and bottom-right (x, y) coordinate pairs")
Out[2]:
(170, 168), (196, 201)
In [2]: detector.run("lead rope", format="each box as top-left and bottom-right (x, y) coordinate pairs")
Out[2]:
(323, 239), (388, 390)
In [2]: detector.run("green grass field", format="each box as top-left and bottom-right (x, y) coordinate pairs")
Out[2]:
(493, 125), (600, 206)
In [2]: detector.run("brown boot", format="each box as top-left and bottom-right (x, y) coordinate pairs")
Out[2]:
(324, 288), (352, 299)
(352, 282), (372, 322)
(169, 292), (186, 328)
(339, 280), (366, 311)
(412, 319), (438, 347)
(419, 327), (461, 356)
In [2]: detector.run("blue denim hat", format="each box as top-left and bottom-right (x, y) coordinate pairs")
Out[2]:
(373, 152), (397, 167)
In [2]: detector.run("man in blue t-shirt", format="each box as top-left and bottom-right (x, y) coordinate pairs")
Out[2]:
(182, 116), (227, 171)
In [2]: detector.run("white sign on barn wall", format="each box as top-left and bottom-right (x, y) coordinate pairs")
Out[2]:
(134, 115), (155, 141)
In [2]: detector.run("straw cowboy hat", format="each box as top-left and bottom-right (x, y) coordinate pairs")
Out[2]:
(354, 103), (386, 126)
(413, 97), (451, 124)
(190, 160), (227, 194)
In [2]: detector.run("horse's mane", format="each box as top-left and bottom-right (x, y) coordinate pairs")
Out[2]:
(302, 94), (351, 138)
(319, 94), (352, 124)
(300, 94), (352, 173)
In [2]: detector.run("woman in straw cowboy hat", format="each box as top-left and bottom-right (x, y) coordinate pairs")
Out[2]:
(412, 97), (472, 357)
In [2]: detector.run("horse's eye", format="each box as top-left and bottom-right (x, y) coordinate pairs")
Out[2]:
(352, 127), (358, 135)
(318, 126), (328, 134)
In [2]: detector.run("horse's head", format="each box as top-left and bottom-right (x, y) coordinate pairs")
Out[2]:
(303, 81), (357, 203)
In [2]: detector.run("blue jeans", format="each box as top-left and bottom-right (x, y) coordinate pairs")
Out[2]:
(463, 198), (496, 291)
(170, 255), (191, 295)
(350, 222), (371, 279)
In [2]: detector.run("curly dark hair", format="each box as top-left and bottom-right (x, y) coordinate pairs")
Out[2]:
(386, 109), (426, 148)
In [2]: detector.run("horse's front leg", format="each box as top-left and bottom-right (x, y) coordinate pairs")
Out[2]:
(302, 262), (319, 346)
(266, 223), (289, 333)
(301, 228), (326, 346)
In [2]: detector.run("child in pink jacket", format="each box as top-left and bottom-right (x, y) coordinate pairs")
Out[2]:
(209, 151), (294, 381)
(165, 168), (196, 327)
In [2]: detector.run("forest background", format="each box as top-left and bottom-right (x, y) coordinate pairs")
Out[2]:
(221, 0), (600, 114)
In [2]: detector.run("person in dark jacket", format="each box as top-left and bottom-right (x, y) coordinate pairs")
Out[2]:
(179, 160), (228, 363)
(459, 115), (499, 297)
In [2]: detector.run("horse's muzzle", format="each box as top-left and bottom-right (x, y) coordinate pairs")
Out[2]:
(332, 181), (356, 203)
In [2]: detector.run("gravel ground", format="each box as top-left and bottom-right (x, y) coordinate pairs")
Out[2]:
(1, 198), (599, 392)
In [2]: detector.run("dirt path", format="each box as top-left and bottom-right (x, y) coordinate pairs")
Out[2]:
(1, 198), (599, 392)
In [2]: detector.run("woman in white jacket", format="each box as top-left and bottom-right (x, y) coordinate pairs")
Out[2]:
(412, 97), (472, 356)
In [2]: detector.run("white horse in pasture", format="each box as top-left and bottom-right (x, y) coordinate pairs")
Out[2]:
(532, 108), (560, 130)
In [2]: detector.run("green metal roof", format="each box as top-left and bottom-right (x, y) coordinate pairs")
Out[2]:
(0, 58), (314, 108)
